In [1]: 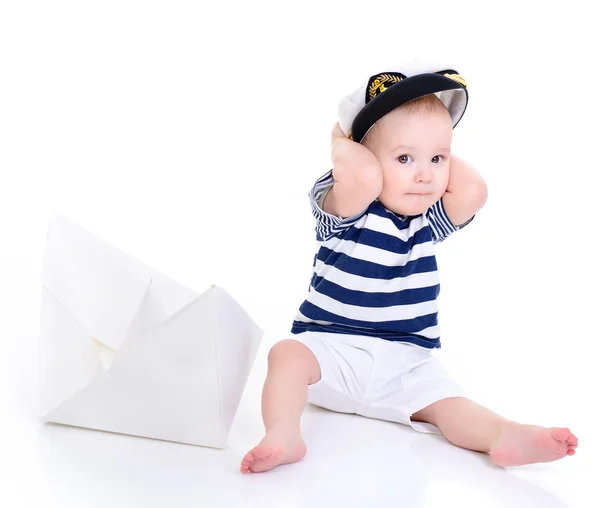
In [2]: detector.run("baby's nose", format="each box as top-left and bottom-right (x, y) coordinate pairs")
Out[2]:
(415, 165), (433, 182)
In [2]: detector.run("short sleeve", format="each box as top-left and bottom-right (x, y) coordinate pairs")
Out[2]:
(425, 197), (475, 244)
(309, 169), (370, 241)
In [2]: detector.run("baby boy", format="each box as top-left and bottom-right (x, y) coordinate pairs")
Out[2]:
(241, 63), (578, 474)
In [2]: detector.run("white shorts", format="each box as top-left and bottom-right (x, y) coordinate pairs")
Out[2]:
(290, 331), (467, 434)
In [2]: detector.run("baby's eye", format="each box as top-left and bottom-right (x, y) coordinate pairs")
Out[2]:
(398, 155), (413, 164)
(432, 155), (443, 163)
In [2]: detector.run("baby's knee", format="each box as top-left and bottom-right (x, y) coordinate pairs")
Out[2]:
(268, 339), (321, 384)
(268, 339), (310, 365)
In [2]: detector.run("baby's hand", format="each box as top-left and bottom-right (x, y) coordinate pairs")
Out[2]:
(330, 122), (381, 177)
(330, 121), (348, 146)
(324, 122), (383, 218)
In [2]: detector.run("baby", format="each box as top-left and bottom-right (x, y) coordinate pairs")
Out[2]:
(240, 63), (578, 474)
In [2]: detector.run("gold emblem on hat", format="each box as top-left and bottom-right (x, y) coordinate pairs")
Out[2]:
(444, 73), (467, 87)
(368, 73), (404, 101)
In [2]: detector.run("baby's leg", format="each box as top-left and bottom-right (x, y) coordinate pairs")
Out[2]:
(240, 339), (321, 474)
(412, 397), (578, 466)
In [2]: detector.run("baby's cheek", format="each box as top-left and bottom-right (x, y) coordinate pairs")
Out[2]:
(439, 173), (451, 192)
(382, 173), (408, 195)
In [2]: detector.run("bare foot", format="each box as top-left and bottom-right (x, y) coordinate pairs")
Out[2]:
(240, 429), (307, 474)
(490, 423), (578, 466)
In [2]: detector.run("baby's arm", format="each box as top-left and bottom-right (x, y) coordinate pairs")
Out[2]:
(322, 122), (383, 218)
(442, 154), (488, 227)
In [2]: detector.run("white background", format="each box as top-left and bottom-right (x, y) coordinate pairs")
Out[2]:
(1, 1), (599, 506)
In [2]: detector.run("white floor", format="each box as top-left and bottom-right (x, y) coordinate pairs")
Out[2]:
(2, 313), (598, 507)
(4, 399), (596, 508)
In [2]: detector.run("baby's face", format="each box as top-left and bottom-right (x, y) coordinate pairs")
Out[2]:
(362, 104), (453, 216)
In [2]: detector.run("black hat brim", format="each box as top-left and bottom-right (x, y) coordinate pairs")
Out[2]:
(351, 73), (468, 143)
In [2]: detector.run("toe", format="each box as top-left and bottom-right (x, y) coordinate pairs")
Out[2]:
(240, 451), (256, 474)
(550, 427), (571, 442)
(567, 449), (576, 456)
(567, 434), (578, 446)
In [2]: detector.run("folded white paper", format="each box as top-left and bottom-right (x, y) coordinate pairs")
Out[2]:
(37, 215), (263, 448)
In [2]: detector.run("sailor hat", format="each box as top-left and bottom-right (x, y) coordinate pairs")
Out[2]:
(338, 59), (469, 143)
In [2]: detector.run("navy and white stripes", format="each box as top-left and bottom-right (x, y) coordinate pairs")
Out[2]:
(291, 169), (473, 349)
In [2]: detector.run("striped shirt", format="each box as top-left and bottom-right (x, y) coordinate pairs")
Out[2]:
(291, 169), (474, 349)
